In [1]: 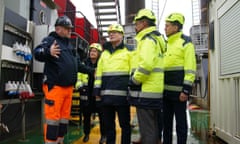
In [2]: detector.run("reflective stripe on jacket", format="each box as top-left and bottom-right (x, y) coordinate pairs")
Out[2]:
(164, 31), (196, 100)
(94, 41), (131, 105)
(128, 26), (165, 109)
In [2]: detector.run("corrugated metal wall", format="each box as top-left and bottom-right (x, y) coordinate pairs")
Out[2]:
(209, 0), (240, 143)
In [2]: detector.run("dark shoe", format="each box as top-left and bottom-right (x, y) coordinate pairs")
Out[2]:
(83, 135), (89, 142)
(99, 136), (106, 144)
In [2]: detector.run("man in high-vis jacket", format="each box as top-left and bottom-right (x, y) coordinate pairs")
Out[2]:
(163, 13), (196, 144)
(128, 9), (165, 144)
(34, 16), (94, 144)
(94, 24), (132, 144)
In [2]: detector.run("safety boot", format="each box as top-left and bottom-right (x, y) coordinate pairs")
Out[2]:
(99, 135), (106, 144)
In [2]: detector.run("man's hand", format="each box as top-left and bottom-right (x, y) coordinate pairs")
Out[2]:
(179, 92), (188, 102)
(128, 79), (141, 91)
(50, 40), (60, 58)
(95, 96), (101, 101)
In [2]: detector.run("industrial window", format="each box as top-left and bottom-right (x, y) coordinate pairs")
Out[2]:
(219, 1), (240, 75)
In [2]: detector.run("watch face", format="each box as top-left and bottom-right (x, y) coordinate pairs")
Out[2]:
(39, 10), (46, 24)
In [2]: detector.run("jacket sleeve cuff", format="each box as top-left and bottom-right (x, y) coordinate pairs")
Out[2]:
(182, 84), (192, 95)
(131, 77), (141, 85)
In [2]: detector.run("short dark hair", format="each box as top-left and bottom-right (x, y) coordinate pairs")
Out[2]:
(137, 17), (156, 26)
(171, 21), (183, 31)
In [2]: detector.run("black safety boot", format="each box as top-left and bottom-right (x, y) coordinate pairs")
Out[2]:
(99, 135), (107, 144)
(83, 135), (89, 143)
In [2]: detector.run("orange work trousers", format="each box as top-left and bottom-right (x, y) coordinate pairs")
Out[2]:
(42, 84), (73, 143)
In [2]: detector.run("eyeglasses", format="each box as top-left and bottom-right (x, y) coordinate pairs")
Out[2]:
(108, 31), (119, 34)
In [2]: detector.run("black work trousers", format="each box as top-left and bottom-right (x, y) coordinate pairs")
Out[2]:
(102, 105), (131, 144)
(82, 105), (105, 136)
(163, 98), (188, 144)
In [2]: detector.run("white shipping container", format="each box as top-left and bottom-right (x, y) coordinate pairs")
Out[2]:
(209, 0), (240, 143)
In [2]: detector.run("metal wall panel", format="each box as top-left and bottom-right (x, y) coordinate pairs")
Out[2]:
(219, 1), (240, 75)
(3, 0), (30, 20)
(0, 0), (4, 58)
(3, 7), (27, 47)
(32, 25), (49, 73)
(30, 0), (52, 25)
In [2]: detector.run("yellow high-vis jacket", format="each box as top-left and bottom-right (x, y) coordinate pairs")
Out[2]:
(128, 26), (165, 109)
(75, 72), (88, 90)
(93, 41), (131, 105)
(75, 72), (88, 101)
(164, 31), (196, 100)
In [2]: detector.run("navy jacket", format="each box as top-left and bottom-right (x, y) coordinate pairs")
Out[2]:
(34, 32), (94, 87)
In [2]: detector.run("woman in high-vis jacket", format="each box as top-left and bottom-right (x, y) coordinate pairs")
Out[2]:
(76, 43), (106, 143)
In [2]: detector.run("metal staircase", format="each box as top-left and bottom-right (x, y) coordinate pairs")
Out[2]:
(92, 0), (121, 40)
(192, 0), (200, 25)
(151, 0), (160, 28)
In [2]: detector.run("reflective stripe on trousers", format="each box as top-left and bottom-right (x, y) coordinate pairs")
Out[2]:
(43, 84), (73, 144)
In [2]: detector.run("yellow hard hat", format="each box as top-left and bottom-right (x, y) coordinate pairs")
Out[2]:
(107, 24), (124, 34)
(165, 13), (185, 25)
(133, 9), (156, 23)
(89, 43), (102, 52)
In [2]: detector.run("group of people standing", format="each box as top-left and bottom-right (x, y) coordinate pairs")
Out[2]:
(34, 7), (196, 144)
